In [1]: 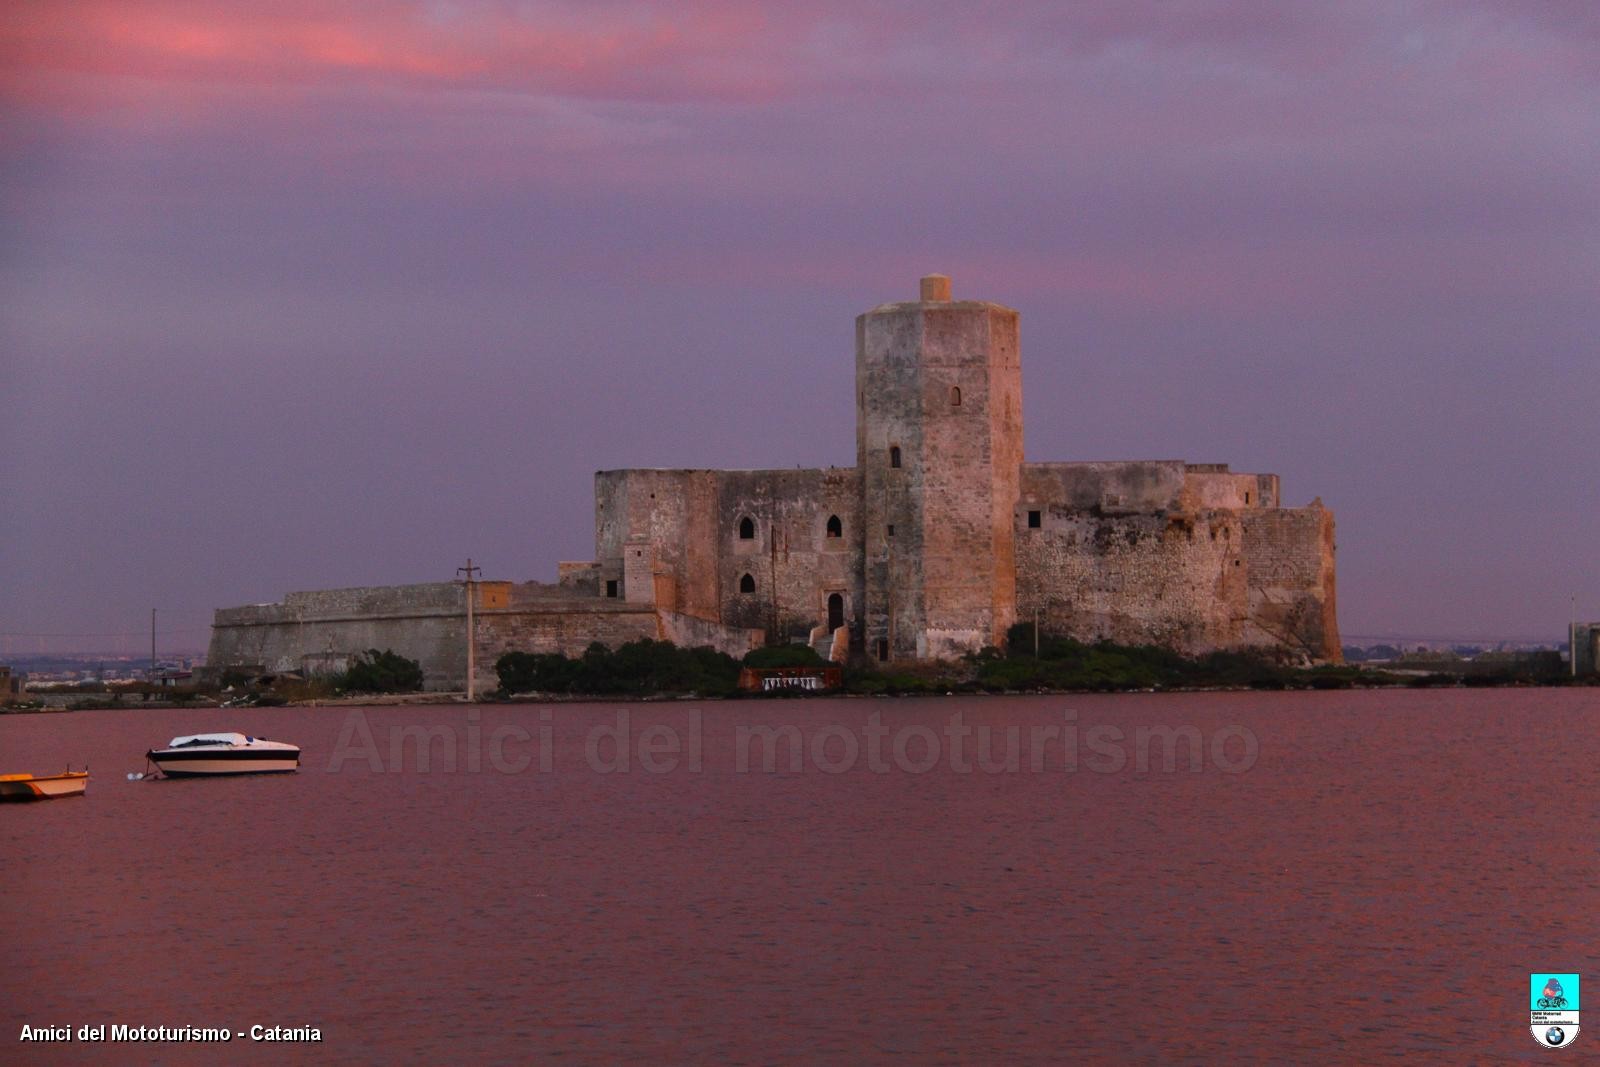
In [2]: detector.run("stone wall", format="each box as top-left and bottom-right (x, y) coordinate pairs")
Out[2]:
(658, 610), (764, 659)
(208, 583), (470, 689)
(595, 466), (864, 647)
(1015, 464), (1338, 661)
(1239, 504), (1340, 660)
(715, 468), (862, 644)
(1016, 496), (1247, 654)
(208, 580), (766, 692)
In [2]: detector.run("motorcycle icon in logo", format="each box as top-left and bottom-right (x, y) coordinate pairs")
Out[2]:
(1530, 973), (1580, 1049)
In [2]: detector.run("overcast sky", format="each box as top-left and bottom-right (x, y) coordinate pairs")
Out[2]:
(2, 1), (1596, 655)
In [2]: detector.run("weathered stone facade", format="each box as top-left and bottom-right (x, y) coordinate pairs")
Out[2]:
(208, 274), (1339, 688)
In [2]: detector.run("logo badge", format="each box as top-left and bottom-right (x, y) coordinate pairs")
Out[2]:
(1531, 973), (1580, 1049)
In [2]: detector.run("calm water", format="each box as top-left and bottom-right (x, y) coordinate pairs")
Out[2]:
(2, 689), (1596, 1063)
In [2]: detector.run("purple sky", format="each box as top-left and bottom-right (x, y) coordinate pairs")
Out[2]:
(3, 1), (1596, 655)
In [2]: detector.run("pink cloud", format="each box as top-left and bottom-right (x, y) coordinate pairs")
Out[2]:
(0, 1), (783, 105)
(5, 1), (1595, 124)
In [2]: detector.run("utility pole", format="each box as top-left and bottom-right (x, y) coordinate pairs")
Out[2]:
(457, 559), (481, 701)
(150, 608), (157, 679)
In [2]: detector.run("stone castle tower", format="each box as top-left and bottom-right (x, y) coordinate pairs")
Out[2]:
(857, 275), (1023, 659)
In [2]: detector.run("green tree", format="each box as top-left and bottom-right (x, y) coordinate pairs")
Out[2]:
(339, 649), (425, 693)
(743, 644), (826, 668)
(495, 640), (741, 696)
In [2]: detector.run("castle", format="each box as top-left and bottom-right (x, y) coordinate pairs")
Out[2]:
(208, 275), (1339, 688)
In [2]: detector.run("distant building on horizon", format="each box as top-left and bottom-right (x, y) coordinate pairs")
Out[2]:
(207, 275), (1339, 690)
(1572, 622), (1600, 676)
(0, 666), (26, 705)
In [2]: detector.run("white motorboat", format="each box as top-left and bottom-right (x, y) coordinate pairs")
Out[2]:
(145, 733), (300, 777)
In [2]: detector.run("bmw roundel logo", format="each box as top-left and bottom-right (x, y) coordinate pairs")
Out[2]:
(1547, 1026), (1566, 1046)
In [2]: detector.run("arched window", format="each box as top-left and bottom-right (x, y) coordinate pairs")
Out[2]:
(889, 446), (902, 469)
(738, 517), (755, 540)
(950, 386), (961, 407)
(739, 573), (756, 594)
(825, 515), (842, 538)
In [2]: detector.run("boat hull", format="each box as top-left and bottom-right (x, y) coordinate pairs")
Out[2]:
(0, 772), (89, 800)
(148, 750), (300, 777)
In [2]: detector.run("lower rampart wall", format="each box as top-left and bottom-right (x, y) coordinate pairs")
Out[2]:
(209, 586), (768, 691)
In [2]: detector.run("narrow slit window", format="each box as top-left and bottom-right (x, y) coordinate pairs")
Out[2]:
(826, 515), (842, 538)
(1027, 510), (1041, 529)
(876, 638), (889, 662)
(889, 446), (901, 469)
(739, 573), (756, 593)
(950, 386), (961, 407)
(887, 524), (895, 537)
(738, 517), (755, 540)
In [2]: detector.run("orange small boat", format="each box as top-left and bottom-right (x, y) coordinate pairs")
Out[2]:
(0, 769), (89, 801)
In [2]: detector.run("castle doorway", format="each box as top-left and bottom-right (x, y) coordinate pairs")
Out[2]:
(827, 593), (844, 631)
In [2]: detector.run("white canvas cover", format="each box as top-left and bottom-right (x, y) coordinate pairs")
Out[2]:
(165, 732), (251, 748)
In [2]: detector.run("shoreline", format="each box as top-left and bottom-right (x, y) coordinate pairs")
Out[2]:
(4, 676), (1593, 714)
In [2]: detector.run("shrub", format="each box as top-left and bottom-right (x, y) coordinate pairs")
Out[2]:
(744, 644), (827, 668)
(337, 649), (425, 694)
(496, 640), (741, 697)
(1308, 673), (1353, 690)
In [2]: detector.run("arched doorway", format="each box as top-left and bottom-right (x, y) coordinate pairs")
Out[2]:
(827, 593), (844, 631)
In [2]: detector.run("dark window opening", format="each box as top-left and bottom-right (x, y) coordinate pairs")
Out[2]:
(1245, 492), (1251, 505)
(876, 638), (889, 662)
(605, 580), (618, 598)
(1027, 510), (1041, 529)
(739, 573), (756, 593)
(950, 386), (962, 407)
(828, 593), (844, 631)
(826, 514), (842, 538)
(738, 517), (755, 540)
(887, 524), (895, 537)
(889, 446), (902, 469)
